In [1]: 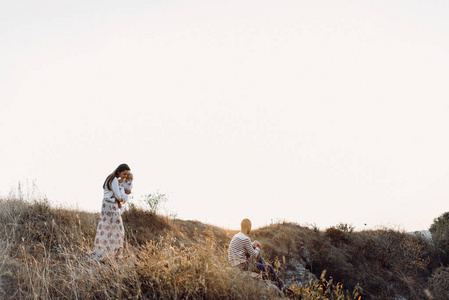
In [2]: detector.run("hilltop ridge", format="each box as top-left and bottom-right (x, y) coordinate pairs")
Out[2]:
(0, 198), (446, 299)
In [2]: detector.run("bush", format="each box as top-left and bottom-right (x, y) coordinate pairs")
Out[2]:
(367, 229), (431, 277)
(325, 227), (346, 246)
(141, 192), (167, 214)
(336, 223), (355, 242)
(430, 212), (449, 264)
(429, 266), (449, 300)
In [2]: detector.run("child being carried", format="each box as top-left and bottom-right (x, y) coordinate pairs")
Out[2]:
(119, 172), (133, 214)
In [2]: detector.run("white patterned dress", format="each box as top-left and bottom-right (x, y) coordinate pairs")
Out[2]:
(89, 177), (125, 261)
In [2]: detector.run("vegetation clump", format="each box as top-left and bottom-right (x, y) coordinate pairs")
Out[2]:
(430, 212), (449, 265)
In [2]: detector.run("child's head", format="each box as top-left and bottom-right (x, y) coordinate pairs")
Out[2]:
(127, 173), (133, 182)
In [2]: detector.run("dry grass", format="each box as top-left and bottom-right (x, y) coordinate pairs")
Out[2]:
(0, 198), (441, 299)
(0, 198), (282, 299)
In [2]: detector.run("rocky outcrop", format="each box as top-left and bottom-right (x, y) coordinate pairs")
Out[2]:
(284, 246), (316, 287)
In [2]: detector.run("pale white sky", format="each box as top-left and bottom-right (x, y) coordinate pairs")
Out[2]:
(1, 0), (448, 231)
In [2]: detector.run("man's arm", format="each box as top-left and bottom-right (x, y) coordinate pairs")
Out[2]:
(252, 240), (261, 249)
(244, 238), (260, 259)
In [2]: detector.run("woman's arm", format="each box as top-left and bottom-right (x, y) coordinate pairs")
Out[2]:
(111, 178), (124, 201)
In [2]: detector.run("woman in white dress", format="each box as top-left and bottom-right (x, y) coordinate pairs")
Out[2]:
(90, 163), (130, 261)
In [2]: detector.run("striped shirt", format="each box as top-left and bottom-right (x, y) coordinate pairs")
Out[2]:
(228, 232), (260, 266)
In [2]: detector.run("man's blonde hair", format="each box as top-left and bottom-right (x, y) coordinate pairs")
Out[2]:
(241, 218), (252, 233)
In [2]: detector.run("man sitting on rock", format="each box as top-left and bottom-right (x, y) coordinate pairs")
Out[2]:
(228, 218), (286, 291)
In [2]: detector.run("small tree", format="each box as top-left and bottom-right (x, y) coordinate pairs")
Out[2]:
(142, 192), (167, 214)
(336, 222), (355, 242)
(336, 223), (355, 234)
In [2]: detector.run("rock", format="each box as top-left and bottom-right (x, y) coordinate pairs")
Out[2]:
(284, 257), (316, 287)
(250, 276), (284, 299)
(300, 245), (312, 267)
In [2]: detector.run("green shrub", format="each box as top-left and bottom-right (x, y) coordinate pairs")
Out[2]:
(141, 192), (167, 214)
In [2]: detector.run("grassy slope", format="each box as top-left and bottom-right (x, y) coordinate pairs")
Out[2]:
(0, 198), (442, 299)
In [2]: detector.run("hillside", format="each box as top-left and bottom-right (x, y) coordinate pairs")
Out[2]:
(0, 198), (447, 299)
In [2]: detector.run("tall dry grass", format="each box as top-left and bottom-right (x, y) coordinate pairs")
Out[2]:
(2, 197), (439, 299)
(0, 198), (282, 299)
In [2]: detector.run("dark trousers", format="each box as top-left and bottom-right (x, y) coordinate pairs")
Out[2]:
(239, 257), (284, 289)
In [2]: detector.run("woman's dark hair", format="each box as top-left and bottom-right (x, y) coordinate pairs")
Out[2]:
(103, 163), (131, 190)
